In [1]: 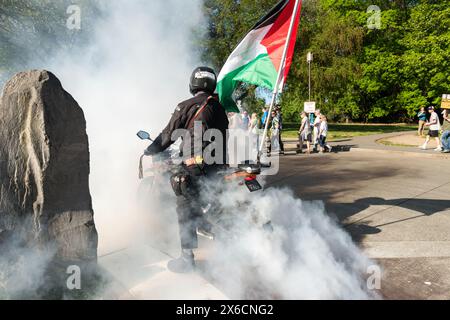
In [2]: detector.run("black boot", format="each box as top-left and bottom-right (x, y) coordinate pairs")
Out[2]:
(167, 250), (195, 273)
(197, 227), (215, 240)
(197, 218), (215, 240)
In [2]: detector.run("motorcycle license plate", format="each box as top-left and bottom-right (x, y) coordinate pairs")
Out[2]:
(245, 179), (262, 192)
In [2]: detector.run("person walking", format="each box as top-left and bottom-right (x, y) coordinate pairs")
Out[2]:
(261, 107), (269, 127)
(276, 107), (285, 155)
(249, 113), (260, 152)
(313, 109), (322, 152)
(420, 106), (442, 151)
(309, 112), (315, 127)
(417, 107), (427, 137)
(249, 113), (259, 132)
(297, 111), (311, 154)
(318, 115), (332, 153)
(228, 112), (242, 130)
(270, 110), (280, 154)
(241, 111), (250, 130)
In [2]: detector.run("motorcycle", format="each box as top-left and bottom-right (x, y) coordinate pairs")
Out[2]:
(136, 130), (273, 241)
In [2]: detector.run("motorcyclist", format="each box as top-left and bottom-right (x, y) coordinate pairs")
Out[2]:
(144, 66), (229, 273)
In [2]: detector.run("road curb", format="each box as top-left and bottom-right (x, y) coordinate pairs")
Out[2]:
(362, 241), (450, 259)
(350, 147), (450, 159)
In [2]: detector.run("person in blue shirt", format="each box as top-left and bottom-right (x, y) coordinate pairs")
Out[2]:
(261, 107), (269, 127)
(309, 112), (315, 127)
(441, 109), (450, 153)
(241, 111), (250, 130)
(417, 107), (427, 137)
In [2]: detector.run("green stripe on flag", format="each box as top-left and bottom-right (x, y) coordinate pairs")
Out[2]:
(217, 53), (278, 113)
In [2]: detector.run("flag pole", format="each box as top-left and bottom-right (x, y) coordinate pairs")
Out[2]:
(258, 0), (301, 159)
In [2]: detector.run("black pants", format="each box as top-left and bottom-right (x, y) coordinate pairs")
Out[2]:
(174, 165), (220, 249)
(278, 130), (284, 152)
(318, 135), (327, 148)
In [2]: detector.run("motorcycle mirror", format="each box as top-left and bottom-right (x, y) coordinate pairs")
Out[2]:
(137, 130), (152, 141)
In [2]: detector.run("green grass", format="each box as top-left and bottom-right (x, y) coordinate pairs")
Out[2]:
(282, 123), (418, 141)
(377, 140), (414, 147)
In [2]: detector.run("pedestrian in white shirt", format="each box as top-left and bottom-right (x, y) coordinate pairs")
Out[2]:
(318, 115), (332, 153)
(298, 111), (312, 154)
(420, 106), (442, 151)
(313, 109), (322, 152)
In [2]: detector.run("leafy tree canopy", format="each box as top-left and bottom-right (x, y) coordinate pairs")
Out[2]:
(201, 0), (450, 123)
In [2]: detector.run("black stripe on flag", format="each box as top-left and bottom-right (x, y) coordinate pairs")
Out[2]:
(251, 0), (290, 30)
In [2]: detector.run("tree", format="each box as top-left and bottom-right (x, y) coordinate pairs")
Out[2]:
(200, 0), (450, 123)
(282, 0), (364, 122)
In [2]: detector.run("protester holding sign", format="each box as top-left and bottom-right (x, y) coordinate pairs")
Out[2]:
(318, 115), (332, 153)
(441, 94), (450, 110)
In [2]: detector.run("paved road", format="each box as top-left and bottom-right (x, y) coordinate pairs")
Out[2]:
(266, 148), (450, 299)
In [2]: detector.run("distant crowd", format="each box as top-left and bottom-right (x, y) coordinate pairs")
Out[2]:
(227, 107), (333, 156)
(227, 107), (285, 156)
(297, 109), (332, 154)
(226, 104), (450, 157)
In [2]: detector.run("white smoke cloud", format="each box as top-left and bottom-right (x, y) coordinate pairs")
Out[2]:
(0, 232), (56, 299)
(47, 0), (205, 254)
(197, 179), (378, 299)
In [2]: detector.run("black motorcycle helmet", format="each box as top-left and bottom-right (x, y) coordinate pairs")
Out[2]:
(189, 66), (217, 95)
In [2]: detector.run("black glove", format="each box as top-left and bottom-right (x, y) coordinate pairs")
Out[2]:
(144, 134), (163, 156)
(144, 147), (152, 156)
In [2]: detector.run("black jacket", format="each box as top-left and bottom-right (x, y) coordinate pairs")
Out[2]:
(146, 92), (229, 164)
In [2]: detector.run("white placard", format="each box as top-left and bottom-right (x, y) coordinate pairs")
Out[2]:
(442, 94), (450, 109)
(304, 101), (316, 113)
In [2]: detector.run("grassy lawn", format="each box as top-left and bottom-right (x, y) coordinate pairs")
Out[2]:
(282, 123), (418, 141)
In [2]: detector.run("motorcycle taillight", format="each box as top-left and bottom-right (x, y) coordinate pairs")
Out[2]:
(245, 175), (257, 181)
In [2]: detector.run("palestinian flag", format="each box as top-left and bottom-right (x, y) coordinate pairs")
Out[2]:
(217, 0), (302, 112)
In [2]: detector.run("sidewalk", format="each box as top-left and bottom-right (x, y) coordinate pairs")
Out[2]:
(98, 244), (229, 300)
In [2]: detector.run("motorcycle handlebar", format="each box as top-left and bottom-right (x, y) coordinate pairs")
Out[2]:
(138, 152), (175, 180)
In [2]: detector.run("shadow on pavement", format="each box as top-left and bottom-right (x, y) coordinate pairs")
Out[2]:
(266, 154), (450, 243)
(331, 144), (356, 153)
(344, 224), (382, 243)
(336, 197), (450, 241)
(340, 197), (450, 220)
(285, 143), (356, 155)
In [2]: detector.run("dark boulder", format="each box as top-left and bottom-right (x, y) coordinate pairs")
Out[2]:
(0, 71), (98, 297)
